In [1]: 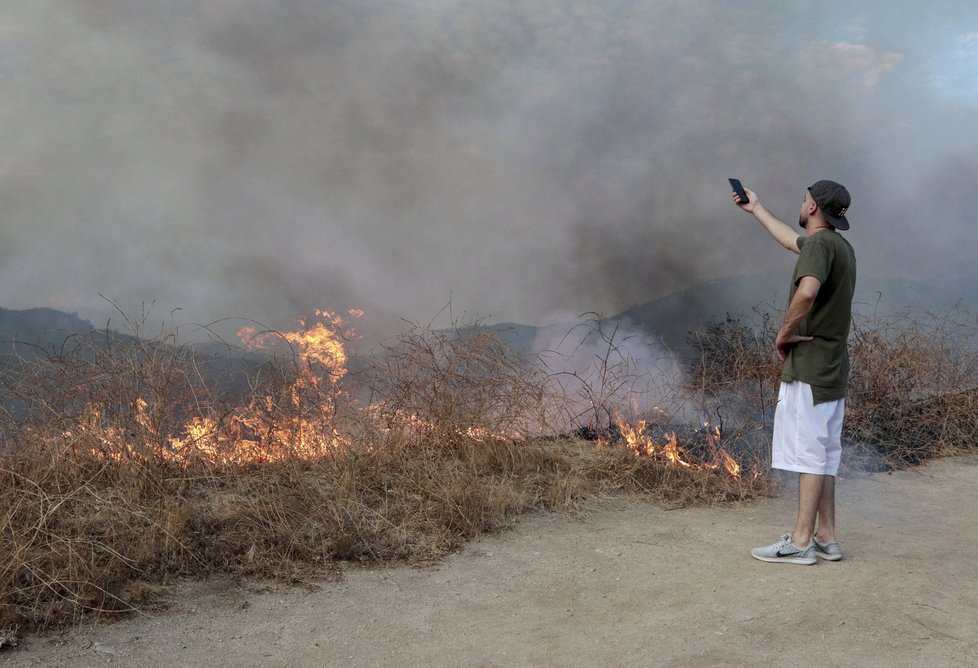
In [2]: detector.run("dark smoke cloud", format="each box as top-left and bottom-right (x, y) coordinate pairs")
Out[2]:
(2, 1), (977, 341)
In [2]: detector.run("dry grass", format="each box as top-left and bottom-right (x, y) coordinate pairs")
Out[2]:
(0, 313), (760, 633)
(0, 436), (762, 631)
(844, 311), (978, 467)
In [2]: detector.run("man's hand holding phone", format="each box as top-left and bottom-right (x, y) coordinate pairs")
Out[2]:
(729, 178), (756, 212)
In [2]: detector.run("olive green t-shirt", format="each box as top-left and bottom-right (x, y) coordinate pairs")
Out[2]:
(780, 230), (857, 403)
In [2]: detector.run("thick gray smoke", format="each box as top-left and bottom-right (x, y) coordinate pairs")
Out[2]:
(2, 1), (977, 342)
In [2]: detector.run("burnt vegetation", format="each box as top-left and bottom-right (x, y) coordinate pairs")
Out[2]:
(0, 305), (975, 633)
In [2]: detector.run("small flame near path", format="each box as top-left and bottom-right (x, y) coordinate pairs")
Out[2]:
(609, 416), (749, 480)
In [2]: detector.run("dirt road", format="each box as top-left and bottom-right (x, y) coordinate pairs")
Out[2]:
(4, 455), (978, 667)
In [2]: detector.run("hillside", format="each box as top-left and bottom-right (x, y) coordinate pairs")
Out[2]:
(617, 271), (978, 357)
(473, 271), (978, 363)
(0, 307), (267, 409)
(0, 307), (97, 357)
(3, 270), (975, 366)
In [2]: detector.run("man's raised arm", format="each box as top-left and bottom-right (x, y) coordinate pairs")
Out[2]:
(732, 186), (801, 254)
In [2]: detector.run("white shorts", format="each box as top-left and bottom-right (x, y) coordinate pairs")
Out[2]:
(772, 381), (844, 476)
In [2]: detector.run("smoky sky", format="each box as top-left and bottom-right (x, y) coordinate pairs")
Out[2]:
(2, 1), (978, 341)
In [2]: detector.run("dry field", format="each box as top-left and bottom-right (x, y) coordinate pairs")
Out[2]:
(1, 306), (975, 651)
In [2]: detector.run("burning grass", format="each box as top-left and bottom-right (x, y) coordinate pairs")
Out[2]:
(1, 304), (973, 633)
(0, 310), (761, 632)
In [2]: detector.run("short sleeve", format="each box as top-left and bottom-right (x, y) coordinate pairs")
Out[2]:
(793, 234), (832, 285)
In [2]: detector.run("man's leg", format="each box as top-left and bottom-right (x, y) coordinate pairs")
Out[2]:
(815, 475), (836, 542)
(791, 473), (825, 547)
(750, 475), (820, 564)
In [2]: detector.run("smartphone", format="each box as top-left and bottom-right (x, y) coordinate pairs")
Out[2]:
(728, 178), (749, 204)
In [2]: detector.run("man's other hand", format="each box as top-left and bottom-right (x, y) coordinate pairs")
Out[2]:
(775, 333), (814, 361)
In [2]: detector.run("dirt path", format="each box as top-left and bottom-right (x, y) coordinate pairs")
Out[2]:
(4, 455), (978, 667)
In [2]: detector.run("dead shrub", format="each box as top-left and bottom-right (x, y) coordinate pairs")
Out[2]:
(685, 311), (781, 427)
(845, 311), (978, 467)
(360, 317), (564, 443)
(540, 313), (680, 431)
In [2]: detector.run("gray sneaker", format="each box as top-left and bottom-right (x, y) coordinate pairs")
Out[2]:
(751, 532), (816, 565)
(814, 537), (843, 561)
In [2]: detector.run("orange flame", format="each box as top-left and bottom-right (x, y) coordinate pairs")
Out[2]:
(237, 309), (351, 393)
(611, 416), (743, 480)
(66, 310), (359, 466)
(58, 309), (757, 481)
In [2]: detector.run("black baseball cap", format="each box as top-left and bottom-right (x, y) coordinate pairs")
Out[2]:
(808, 180), (851, 230)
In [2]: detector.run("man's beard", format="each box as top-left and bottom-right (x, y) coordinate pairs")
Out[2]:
(798, 215), (807, 229)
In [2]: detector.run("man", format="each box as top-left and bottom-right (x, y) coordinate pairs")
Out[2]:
(733, 180), (856, 565)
